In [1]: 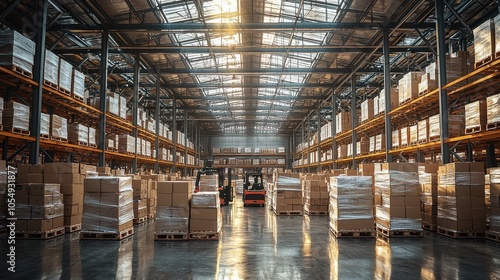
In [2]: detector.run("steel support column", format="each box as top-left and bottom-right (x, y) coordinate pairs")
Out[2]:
(436, 0), (450, 164)
(132, 54), (140, 173)
(317, 109), (321, 172)
(383, 28), (393, 162)
(172, 98), (177, 172)
(351, 75), (357, 169)
(486, 143), (497, 168)
(302, 123), (305, 172)
(184, 110), (188, 175)
(155, 77), (160, 173)
(29, 0), (48, 164)
(98, 31), (109, 167)
(332, 94), (338, 169)
(307, 117), (310, 173)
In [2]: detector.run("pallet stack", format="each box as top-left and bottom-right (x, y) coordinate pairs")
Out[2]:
(15, 183), (65, 239)
(68, 123), (89, 146)
(190, 191), (221, 240)
(3, 101), (30, 135)
(272, 173), (302, 215)
(50, 114), (68, 142)
(465, 100), (487, 134)
(198, 174), (219, 192)
(428, 114), (464, 141)
(0, 30), (36, 77)
(473, 18), (494, 67)
(419, 164), (439, 231)
(329, 176), (374, 238)
(486, 93), (500, 130)
(147, 179), (157, 220)
(437, 162), (486, 238)
(155, 181), (192, 240)
(487, 168), (500, 241)
(81, 176), (134, 240)
(374, 163), (423, 238)
(132, 179), (148, 224)
(303, 176), (329, 215)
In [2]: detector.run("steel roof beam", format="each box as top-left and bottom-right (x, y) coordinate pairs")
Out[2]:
(160, 95), (325, 101)
(137, 82), (381, 89)
(50, 22), (447, 32)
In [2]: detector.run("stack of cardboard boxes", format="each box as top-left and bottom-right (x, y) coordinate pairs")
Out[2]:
(190, 191), (221, 238)
(465, 100), (487, 133)
(437, 162), (486, 235)
(419, 164), (439, 231)
(488, 168), (500, 239)
(146, 179), (157, 219)
(0, 30), (36, 75)
(44, 163), (95, 231)
(81, 177), (134, 239)
(272, 173), (302, 215)
(303, 177), (329, 215)
(132, 179), (148, 223)
(398, 72), (422, 105)
(199, 174), (219, 192)
(374, 163), (423, 236)
(15, 183), (64, 237)
(3, 101), (30, 133)
(155, 181), (192, 239)
(329, 176), (374, 236)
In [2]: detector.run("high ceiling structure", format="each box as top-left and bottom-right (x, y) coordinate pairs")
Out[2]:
(0, 0), (498, 135)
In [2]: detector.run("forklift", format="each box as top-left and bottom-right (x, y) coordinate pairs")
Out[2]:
(194, 166), (233, 206)
(243, 172), (266, 207)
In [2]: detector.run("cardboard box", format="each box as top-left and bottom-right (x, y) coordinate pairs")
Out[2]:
(58, 174), (83, 185)
(61, 184), (84, 195)
(15, 220), (28, 232)
(25, 174), (44, 184)
(157, 181), (173, 194)
(43, 173), (59, 184)
(100, 177), (130, 193)
(64, 203), (83, 215)
(172, 181), (193, 193)
(172, 193), (190, 208)
(27, 219), (53, 232)
(29, 195), (52, 206)
(64, 193), (84, 205)
(64, 214), (82, 225)
(29, 183), (57, 196)
(190, 207), (219, 220)
(84, 178), (101, 192)
(190, 219), (219, 232)
(333, 218), (374, 231)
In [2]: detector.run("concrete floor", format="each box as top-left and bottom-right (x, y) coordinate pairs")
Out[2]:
(1, 197), (500, 279)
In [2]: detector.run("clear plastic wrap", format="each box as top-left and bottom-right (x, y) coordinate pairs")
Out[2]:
(400, 127), (408, 146)
(409, 124), (418, 144)
(68, 123), (88, 144)
(0, 30), (35, 73)
(465, 100), (486, 130)
(106, 94), (119, 116)
(40, 113), (50, 136)
(72, 69), (85, 99)
(50, 114), (68, 139)
(369, 136), (376, 153)
(375, 134), (385, 151)
(418, 119), (428, 143)
(155, 206), (189, 232)
(14, 183), (64, 219)
(44, 50), (59, 85)
(58, 58), (73, 92)
(275, 174), (301, 191)
(392, 130), (400, 148)
(336, 112), (351, 134)
(3, 101), (30, 131)
(191, 191), (220, 208)
(474, 19), (493, 64)
(487, 93), (500, 125)
(375, 171), (419, 196)
(88, 127), (96, 146)
(360, 99), (374, 123)
(118, 134), (135, 154)
(119, 96), (127, 119)
(199, 174), (219, 192)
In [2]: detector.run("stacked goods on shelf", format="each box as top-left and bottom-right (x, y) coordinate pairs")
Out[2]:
(190, 191), (221, 239)
(428, 114), (464, 141)
(485, 172), (491, 228)
(155, 181), (192, 240)
(392, 130), (400, 149)
(487, 168), (500, 241)
(418, 72), (437, 95)
(419, 164), (439, 231)
(58, 58), (73, 94)
(44, 50), (59, 88)
(119, 95), (127, 120)
(369, 136), (376, 153)
(418, 119), (429, 144)
(465, 100), (487, 133)
(400, 127), (409, 147)
(132, 179), (148, 224)
(50, 114), (68, 141)
(40, 112), (50, 138)
(377, 88), (399, 115)
(118, 135), (136, 154)
(398, 72), (422, 105)
(199, 174), (219, 192)
(72, 69), (86, 102)
(88, 127), (97, 147)
(360, 99), (374, 123)
(3, 101), (30, 134)
(0, 161), (6, 232)
(272, 173), (302, 215)
(336, 112), (351, 134)
(375, 134), (385, 152)
(0, 30), (36, 76)
(44, 163), (95, 232)
(81, 176), (134, 240)
(106, 93), (120, 116)
(68, 123), (89, 146)
(338, 144), (347, 159)
(409, 124), (418, 145)
(473, 18), (494, 67)
(304, 176), (329, 215)
(356, 137), (369, 155)
(486, 93), (500, 129)
(329, 176), (374, 237)
(437, 162), (486, 238)
(374, 163), (423, 238)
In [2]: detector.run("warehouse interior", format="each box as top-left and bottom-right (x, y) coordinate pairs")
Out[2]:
(1, 0), (500, 278)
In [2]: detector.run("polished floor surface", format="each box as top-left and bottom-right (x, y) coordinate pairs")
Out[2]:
(1, 196), (500, 279)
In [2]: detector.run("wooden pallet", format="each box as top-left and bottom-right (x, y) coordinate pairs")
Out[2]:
(437, 227), (485, 239)
(133, 216), (148, 224)
(274, 210), (303, 216)
(465, 125), (486, 134)
(89, 144), (97, 148)
(65, 223), (82, 233)
(428, 136), (440, 142)
(5, 127), (30, 136)
(40, 133), (49, 140)
(44, 80), (58, 90)
(475, 55), (493, 69)
(422, 222), (437, 232)
(189, 231), (221, 240)
(73, 94), (85, 103)
(305, 210), (328, 216)
(106, 147), (117, 152)
(399, 98), (414, 106)
(418, 139), (428, 145)
(376, 225), (423, 238)
(330, 228), (375, 238)
(485, 230), (500, 242)
(409, 141), (418, 146)
(11, 65), (33, 78)
(486, 122), (500, 131)
(400, 143), (408, 148)
(51, 136), (68, 143)
(147, 214), (155, 220)
(59, 87), (71, 96)
(80, 227), (134, 240)
(154, 232), (189, 241)
(15, 227), (65, 239)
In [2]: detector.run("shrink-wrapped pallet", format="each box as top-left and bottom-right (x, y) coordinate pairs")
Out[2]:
(0, 30), (35, 74)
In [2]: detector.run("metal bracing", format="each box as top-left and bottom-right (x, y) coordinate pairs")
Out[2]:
(332, 94), (338, 169)
(351, 75), (357, 169)
(89, 68), (407, 75)
(383, 29), (393, 162)
(132, 54), (140, 173)
(29, 0), (48, 165)
(317, 109), (321, 172)
(155, 77), (160, 173)
(172, 97), (177, 172)
(436, 0), (450, 164)
(98, 31), (109, 167)
(184, 110), (188, 175)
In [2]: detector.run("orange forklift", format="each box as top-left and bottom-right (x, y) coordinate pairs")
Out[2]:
(194, 167), (233, 206)
(243, 172), (266, 207)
